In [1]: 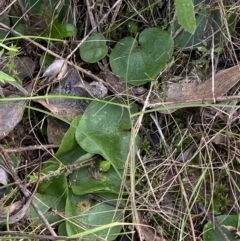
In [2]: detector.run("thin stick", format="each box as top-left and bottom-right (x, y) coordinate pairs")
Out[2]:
(86, 0), (97, 30)
(26, 159), (95, 187)
(109, 0), (123, 30)
(4, 144), (59, 153)
(0, 22), (104, 83)
(211, 27), (216, 103)
(0, 145), (57, 237)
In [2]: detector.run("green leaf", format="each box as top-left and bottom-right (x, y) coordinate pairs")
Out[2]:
(0, 49), (4, 58)
(203, 215), (239, 241)
(69, 165), (123, 195)
(39, 116), (91, 195)
(44, 115), (88, 167)
(0, 71), (28, 95)
(38, 174), (68, 199)
(55, 115), (82, 159)
(58, 222), (68, 236)
(0, 43), (19, 53)
(75, 101), (139, 169)
(51, 23), (78, 39)
(175, 0), (196, 33)
(29, 193), (65, 225)
(65, 191), (123, 240)
(79, 33), (108, 63)
(170, 1), (222, 48)
(110, 27), (174, 86)
(0, 71), (16, 83)
(0, 16), (10, 39)
(13, 24), (27, 36)
(5, 80), (28, 95)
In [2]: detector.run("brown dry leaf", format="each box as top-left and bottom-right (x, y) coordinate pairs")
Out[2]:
(0, 97), (25, 140)
(37, 68), (92, 121)
(137, 211), (166, 241)
(0, 55), (34, 140)
(37, 68), (108, 144)
(137, 225), (166, 241)
(0, 166), (31, 224)
(0, 198), (31, 224)
(148, 65), (240, 109)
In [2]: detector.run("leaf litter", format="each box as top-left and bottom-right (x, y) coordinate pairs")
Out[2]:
(1, 1), (240, 240)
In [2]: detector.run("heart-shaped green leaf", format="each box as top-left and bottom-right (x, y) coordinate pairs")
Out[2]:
(79, 33), (108, 63)
(66, 191), (123, 240)
(110, 27), (174, 86)
(75, 101), (139, 170)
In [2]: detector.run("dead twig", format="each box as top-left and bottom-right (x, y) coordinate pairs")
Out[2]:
(86, 0), (97, 30)
(0, 22), (104, 83)
(0, 145), (57, 237)
(26, 159), (95, 187)
(109, 0), (123, 30)
(4, 144), (59, 153)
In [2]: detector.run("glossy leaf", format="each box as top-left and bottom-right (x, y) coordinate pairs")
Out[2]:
(110, 28), (174, 85)
(79, 33), (108, 63)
